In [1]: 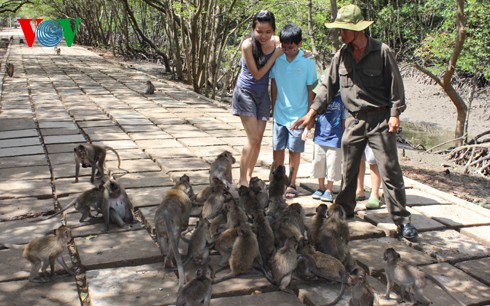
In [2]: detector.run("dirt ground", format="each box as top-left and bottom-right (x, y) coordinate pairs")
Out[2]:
(400, 77), (490, 208)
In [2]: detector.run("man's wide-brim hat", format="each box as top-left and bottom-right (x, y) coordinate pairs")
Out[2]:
(325, 4), (373, 31)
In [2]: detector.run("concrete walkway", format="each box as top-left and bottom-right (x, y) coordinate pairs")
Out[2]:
(0, 32), (489, 306)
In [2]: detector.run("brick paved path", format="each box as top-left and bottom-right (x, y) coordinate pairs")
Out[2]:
(0, 31), (489, 305)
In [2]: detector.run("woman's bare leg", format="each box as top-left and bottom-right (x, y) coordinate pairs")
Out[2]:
(239, 116), (267, 187)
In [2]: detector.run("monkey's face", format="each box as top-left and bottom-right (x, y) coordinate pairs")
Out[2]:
(347, 267), (366, 285)
(249, 177), (265, 192)
(219, 151), (236, 164)
(108, 181), (122, 198)
(383, 248), (399, 262)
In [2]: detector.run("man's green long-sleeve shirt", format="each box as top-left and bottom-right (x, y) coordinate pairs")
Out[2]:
(311, 36), (406, 118)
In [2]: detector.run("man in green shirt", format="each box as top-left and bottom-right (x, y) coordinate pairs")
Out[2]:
(292, 4), (418, 240)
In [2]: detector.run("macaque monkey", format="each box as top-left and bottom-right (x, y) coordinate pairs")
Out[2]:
(176, 266), (213, 306)
(266, 162), (291, 220)
(348, 267), (375, 306)
(224, 190), (247, 229)
(383, 248), (465, 306)
(273, 203), (305, 248)
(54, 46), (61, 55)
(249, 176), (269, 210)
(296, 239), (347, 306)
(6, 62), (14, 77)
(315, 203), (355, 270)
(145, 80), (155, 94)
(183, 218), (211, 266)
(269, 237), (298, 294)
(23, 225), (75, 282)
(209, 150), (235, 188)
(201, 177), (227, 220)
(252, 210), (275, 263)
(213, 223), (264, 284)
(154, 174), (193, 290)
(45, 182), (105, 222)
(101, 179), (134, 231)
(74, 144), (121, 183)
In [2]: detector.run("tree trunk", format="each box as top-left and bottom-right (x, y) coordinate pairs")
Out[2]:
(414, 0), (467, 146)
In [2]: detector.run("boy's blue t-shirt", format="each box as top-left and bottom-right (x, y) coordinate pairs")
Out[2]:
(270, 50), (317, 128)
(314, 95), (345, 148)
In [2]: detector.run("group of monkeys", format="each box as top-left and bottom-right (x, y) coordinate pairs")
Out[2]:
(11, 145), (466, 306)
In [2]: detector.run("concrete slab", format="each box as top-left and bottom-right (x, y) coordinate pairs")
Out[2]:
(0, 218), (62, 245)
(107, 158), (161, 173)
(120, 124), (163, 133)
(77, 120), (116, 128)
(86, 263), (178, 306)
(134, 138), (185, 149)
(0, 179), (53, 199)
(157, 157), (210, 173)
(116, 119), (154, 126)
(0, 137), (40, 148)
(117, 171), (174, 189)
(42, 134), (86, 144)
(169, 170), (210, 186)
(93, 140), (139, 150)
(128, 131), (172, 140)
(87, 132), (132, 142)
(419, 262), (490, 305)
(361, 207), (446, 235)
(0, 145), (44, 157)
(413, 229), (490, 262)
(75, 229), (162, 270)
(405, 187), (452, 205)
(190, 145), (239, 158)
(460, 225), (490, 246)
(0, 276), (79, 306)
(40, 128), (81, 136)
(145, 147), (195, 159)
(0, 197), (54, 221)
(0, 165), (51, 181)
(0, 118), (36, 131)
(153, 117), (189, 125)
(348, 220), (387, 240)
(49, 152), (76, 165)
(125, 187), (168, 208)
(349, 237), (435, 275)
(455, 257), (490, 287)
(37, 121), (78, 129)
(0, 154), (47, 168)
(212, 291), (303, 306)
(413, 204), (490, 227)
(178, 136), (227, 147)
(46, 143), (85, 154)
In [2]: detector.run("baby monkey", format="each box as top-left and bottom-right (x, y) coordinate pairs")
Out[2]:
(384, 248), (465, 305)
(23, 225), (75, 283)
(145, 80), (155, 94)
(54, 46), (61, 55)
(347, 267), (375, 306)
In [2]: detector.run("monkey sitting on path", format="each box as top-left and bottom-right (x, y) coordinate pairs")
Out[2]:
(209, 150), (236, 189)
(176, 265), (213, 306)
(23, 225), (75, 282)
(101, 179), (135, 231)
(74, 144), (122, 183)
(347, 267), (376, 306)
(383, 247), (465, 305)
(145, 80), (155, 94)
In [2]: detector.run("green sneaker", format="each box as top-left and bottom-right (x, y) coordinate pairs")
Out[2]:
(365, 197), (380, 209)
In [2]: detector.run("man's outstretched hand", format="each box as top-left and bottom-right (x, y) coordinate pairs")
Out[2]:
(291, 109), (316, 131)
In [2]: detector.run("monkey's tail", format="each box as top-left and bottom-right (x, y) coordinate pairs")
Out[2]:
(426, 274), (465, 306)
(43, 198), (77, 220)
(106, 146), (121, 169)
(162, 211), (184, 290)
(319, 272), (347, 306)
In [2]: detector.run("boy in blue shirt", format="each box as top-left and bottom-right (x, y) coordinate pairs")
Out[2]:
(270, 24), (317, 198)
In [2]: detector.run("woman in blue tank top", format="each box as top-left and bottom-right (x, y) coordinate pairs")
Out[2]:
(232, 10), (283, 187)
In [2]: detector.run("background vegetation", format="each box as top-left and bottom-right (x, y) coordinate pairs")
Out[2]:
(1, 0), (489, 141)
